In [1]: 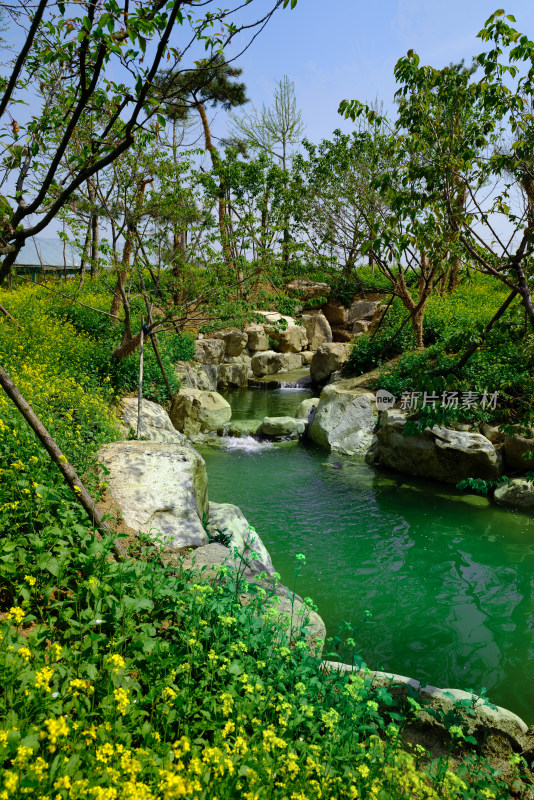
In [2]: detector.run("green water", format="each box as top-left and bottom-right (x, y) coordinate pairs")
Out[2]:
(200, 389), (534, 722)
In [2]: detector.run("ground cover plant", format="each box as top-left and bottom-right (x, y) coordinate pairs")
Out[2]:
(1, 280), (533, 800)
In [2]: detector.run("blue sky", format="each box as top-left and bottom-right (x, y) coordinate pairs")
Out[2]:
(220, 1), (534, 144)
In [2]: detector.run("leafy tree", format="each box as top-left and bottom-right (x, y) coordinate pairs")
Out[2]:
(341, 10), (534, 354)
(0, 0), (291, 285)
(230, 75), (305, 273)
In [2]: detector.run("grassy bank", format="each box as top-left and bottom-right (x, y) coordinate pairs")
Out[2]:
(0, 282), (530, 798)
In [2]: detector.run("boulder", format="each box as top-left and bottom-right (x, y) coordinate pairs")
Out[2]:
(175, 361), (217, 391)
(263, 596), (326, 654)
(212, 328), (248, 357)
(322, 662), (531, 762)
(121, 398), (186, 444)
(310, 342), (351, 384)
(310, 384), (377, 455)
(170, 388), (231, 435)
(503, 432), (534, 470)
(332, 328), (353, 343)
(260, 416), (298, 437)
(348, 299), (381, 323)
(251, 351), (302, 377)
(301, 351), (314, 365)
(323, 298), (347, 327)
(377, 409), (501, 484)
(226, 419), (263, 437)
(296, 397), (320, 419)
(352, 320), (371, 334)
(280, 353), (303, 372)
(494, 479), (534, 510)
(251, 351), (284, 377)
(194, 339), (226, 365)
(479, 423), (505, 444)
(244, 323), (269, 352)
(207, 502), (274, 574)
(98, 441), (208, 550)
(302, 312), (333, 350)
(217, 363), (249, 389)
(286, 279), (331, 302)
(255, 311), (294, 327)
(269, 324), (308, 353)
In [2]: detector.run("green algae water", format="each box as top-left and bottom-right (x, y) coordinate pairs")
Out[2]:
(199, 389), (534, 723)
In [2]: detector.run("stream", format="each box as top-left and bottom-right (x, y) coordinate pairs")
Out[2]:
(197, 387), (534, 723)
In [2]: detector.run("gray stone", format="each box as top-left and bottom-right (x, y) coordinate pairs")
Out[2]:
(175, 361), (217, 391)
(264, 596), (326, 654)
(302, 312), (333, 350)
(244, 323), (269, 352)
(286, 279), (331, 301)
(251, 350), (284, 377)
(348, 299), (381, 323)
(504, 432), (534, 470)
(480, 423), (505, 444)
(170, 388), (231, 435)
(217, 362), (249, 389)
(251, 351), (302, 377)
(98, 441), (208, 550)
(310, 384), (377, 455)
(194, 338), (226, 365)
(322, 662), (530, 755)
(207, 502), (274, 574)
(260, 416), (297, 437)
(226, 419), (263, 437)
(212, 328), (248, 357)
(310, 342), (351, 384)
(121, 398), (186, 444)
(269, 324), (308, 353)
(332, 328), (353, 343)
(494, 478), (534, 509)
(352, 319), (371, 334)
(377, 409), (501, 484)
(295, 397), (320, 419)
(323, 298), (347, 327)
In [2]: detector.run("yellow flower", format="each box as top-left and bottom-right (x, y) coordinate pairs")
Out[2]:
(44, 716), (69, 745)
(35, 666), (54, 692)
(17, 646), (31, 662)
(114, 687), (130, 715)
(24, 574), (36, 586)
(5, 606), (24, 625)
(106, 653), (125, 674)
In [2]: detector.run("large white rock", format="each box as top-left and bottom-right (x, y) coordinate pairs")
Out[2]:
(494, 479), (534, 509)
(121, 398), (186, 444)
(245, 323), (269, 352)
(309, 383), (378, 455)
(194, 339), (226, 365)
(310, 342), (351, 384)
(207, 502), (274, 574)
(170, 388), (231, 435)
(302, 312), (332, 350)
(348, 299), (381, 323)
(269, 324), (308, 353)
(295, 397), (320, 419)
(217, 363), (249, 389)
(212, 328), (248, 357)
(98, 441), (209, 550)
(377, 409), (501, 484)
(175, 361), (217, 391)
(260, 416), (303, 438)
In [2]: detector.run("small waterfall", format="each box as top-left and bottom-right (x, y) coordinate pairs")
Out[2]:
(221, 435), (273, 452)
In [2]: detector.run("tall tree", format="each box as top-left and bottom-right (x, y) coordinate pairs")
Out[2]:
(156, 54), (248, 281)
(230, 75), (305, 272)
(0, 0), (291, 285)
